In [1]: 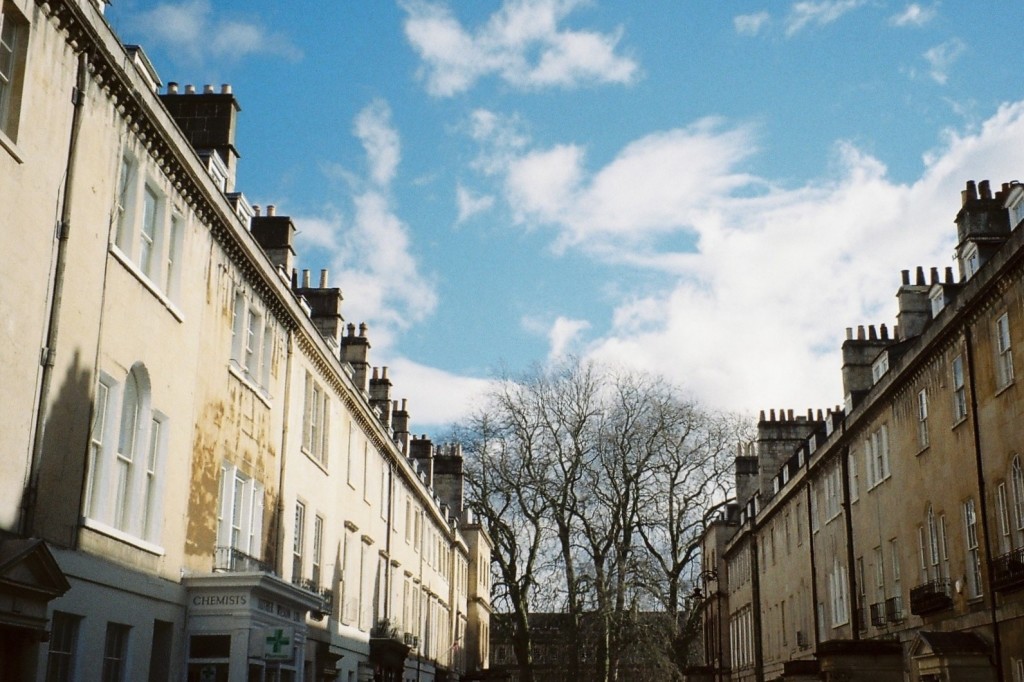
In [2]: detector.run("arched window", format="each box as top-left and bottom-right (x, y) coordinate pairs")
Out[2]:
(84, 363), (165, 546)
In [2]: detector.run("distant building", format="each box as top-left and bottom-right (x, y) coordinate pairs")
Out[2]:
(0, 0), (490, 680)
(486, 611), (686, 682)
(696, 179), (1024, 681)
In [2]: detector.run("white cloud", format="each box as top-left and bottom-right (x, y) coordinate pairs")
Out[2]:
(924, 38), (966, 85)
(456, 184), (495, 223)
(734, 12), (771, 37)
(402, 0), (639, 96)
(376, 357), (492, 429)
(467, 98), (1024, 415)
(292, 102), (436, 352)
(130, 0), (301, 65)
(889, 3), (937, 27)
(501, 119), (758, 251)
(546, 316), (591, 362)
(355, 99), (401, 187)
(785, 0), (865, 37)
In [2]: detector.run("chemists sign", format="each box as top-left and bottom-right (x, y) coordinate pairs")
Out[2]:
(264, 627), (294, 661)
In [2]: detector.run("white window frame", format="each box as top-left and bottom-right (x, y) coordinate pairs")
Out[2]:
(312, 514), (324, 588)
(871, 353), (889, 384)
(0, 1), (28, 142)
(963, 243), (980, 279)
(217, 463), (264, 560)
(917, 388), (929, 449)
(229, 287), (274, 394)
(963, 498), (983, 598)
(293, 501), (305, 582)
(84, 365), (166, 549)
(302, 372), (330, 465)
(952, 355), (967, 422)
(997, 483), (1012, 555)
(1012, 456), (1024, 548)
(996, 312), (1015, 389)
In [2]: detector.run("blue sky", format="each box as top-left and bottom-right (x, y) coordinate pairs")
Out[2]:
(109, 0), (1024, 430)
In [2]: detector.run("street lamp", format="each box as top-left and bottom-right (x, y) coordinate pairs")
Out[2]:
(691, 569), (721, 682)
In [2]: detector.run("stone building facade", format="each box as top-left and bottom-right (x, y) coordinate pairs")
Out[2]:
(0, 0), (491, 680)
(697, 179), (1024, 681)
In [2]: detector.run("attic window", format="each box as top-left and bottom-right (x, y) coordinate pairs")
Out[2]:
(1010, 196), (1024, 229)
(930, 286), (945, 317)
(871, 353), (889, 384)
(963, 243), (980, 280)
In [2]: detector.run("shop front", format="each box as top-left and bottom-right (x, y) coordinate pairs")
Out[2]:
(185, 572), (326, 682)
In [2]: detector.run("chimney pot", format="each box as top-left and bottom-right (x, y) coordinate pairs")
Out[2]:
(868, 325), (877, 340)
(320, 269), (329, 288)
(769, 409), (776, 421)
(267, 204), (276, 217)
(857, 325), (866, 340)
(359, 322), (368, 337)
(930, 267), (939, 284)
(382, 366), (389, 379)
(302, 269), (311, 288)
(203, 84), (215, 94)
(759, 410), (766, 422)
(846, 327), (853, 340)
(945, 266), (954, 283)
(347, 323), (356, 336)
(185, 83), (196, 94)
(880, 323), (888, 340)
(916, 266), (926, 285)
(901, 269), (909, 285)
(221, 83), (232, 94)
(167, 81), (179, 94)
(252, 204), (261, 216)
(787, 409), (794, 420)
(979, 180), (992, 200)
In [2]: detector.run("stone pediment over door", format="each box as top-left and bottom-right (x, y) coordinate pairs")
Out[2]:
(910, 630), (995, 682)
(0, 536), (71, 631)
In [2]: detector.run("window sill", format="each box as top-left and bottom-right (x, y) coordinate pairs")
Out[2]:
(0, 128), (24, 163)
(995, 379), (1015, 398)
(301, 448), (329, 474)
(109, 245), (185, 322)
(952, 415), (968, 430)
(916, 444), (930, 457)
(82, 517), (165, 556)
(227, 362), (273, 408)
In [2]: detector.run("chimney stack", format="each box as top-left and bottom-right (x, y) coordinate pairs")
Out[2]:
(294, 269), (344, 347)
(160, 83), (242, 191)
(896, 267), (930, 340)
(341, 323), (371, 392)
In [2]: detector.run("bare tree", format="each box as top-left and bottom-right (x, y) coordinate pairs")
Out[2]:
(457, 359), (743, 682)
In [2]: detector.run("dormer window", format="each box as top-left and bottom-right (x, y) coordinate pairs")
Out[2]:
(930, 285), (946, 317)
(871, 353), (889, 384)
(963, 243), (980, 280)
(1010, 196), (1024, 229)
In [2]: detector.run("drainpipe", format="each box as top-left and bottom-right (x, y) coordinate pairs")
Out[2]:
(749, 518), (764, 682)
(806, 465), (821, 649)
(840, 438), (860, 637)
(21, 51), (89, 537)
(275, 329), (295, 575)
(963, 327), (1003, 679)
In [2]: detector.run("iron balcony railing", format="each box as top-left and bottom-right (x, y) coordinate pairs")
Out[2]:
(993, 547), (1024, 592)
(884, 595), (904, 623)
(214, 546), (271, 573)
(909, 580), (953, 615)
(869, 602), (886, 627)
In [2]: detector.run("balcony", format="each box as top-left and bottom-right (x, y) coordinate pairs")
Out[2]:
(869, 602), (885, 627)
(214, 546), (270, 573)
(993, 547), (1024, 592)
(884, 595), (904, 623)
(909, 580), (953, 615)
(292, 576), (321, 594)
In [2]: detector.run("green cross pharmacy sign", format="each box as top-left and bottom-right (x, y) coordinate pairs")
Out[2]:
(264, 626), (293, 661)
